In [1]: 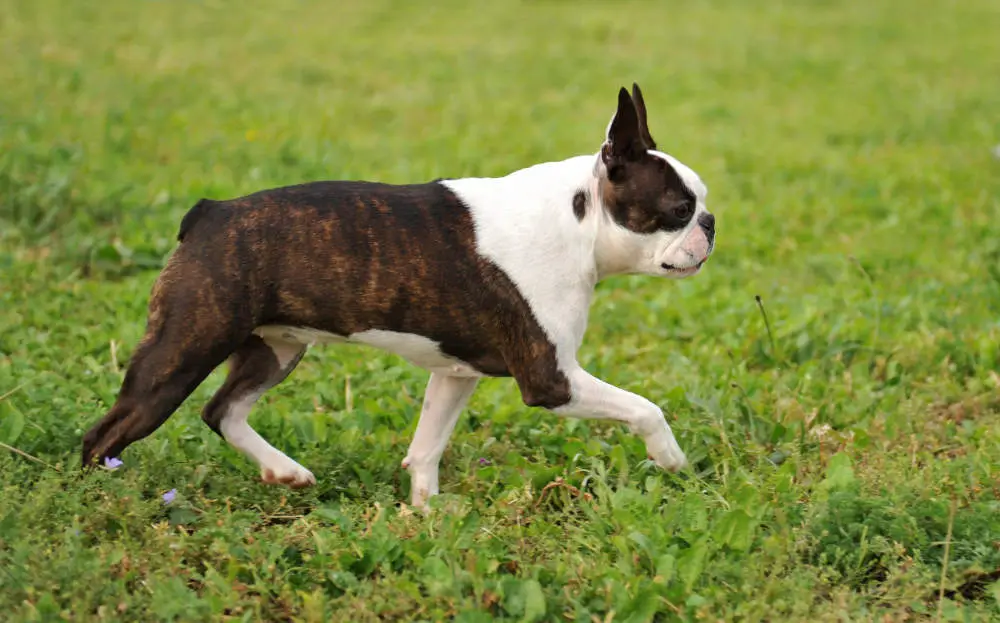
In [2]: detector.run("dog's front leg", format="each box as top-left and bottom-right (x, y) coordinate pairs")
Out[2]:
(539, 366), (688, 471)
(402, 374), (479, 509)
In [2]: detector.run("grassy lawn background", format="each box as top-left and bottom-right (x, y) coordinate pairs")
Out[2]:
(1, 0), (999, 620)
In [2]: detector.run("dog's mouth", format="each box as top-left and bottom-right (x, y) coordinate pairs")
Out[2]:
(661, 258), (706, 275)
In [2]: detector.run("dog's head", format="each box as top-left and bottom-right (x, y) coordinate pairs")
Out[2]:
(594, 84), (715, 279)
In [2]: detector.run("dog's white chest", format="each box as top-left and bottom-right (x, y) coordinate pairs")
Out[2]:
(254, 325), (483, 377)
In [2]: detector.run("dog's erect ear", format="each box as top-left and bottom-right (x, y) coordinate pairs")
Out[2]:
(602, 87), (645, 176)
(631, 82), (656, 150)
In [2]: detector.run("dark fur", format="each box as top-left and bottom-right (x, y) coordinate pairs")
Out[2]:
(572, 190), (588, 221)
(81, 181), (567, 467)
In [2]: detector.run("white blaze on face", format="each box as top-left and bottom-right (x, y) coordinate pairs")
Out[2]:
(649, 150), (707, 202)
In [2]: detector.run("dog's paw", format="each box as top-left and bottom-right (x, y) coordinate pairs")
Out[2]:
(645, 429), (688, 473)
(403, 462), (439, 510)
(648, 451), (688, 472)
(260, 461), (316, 489)
(411, 487), (434, 512)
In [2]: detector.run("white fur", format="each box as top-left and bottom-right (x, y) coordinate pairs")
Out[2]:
(351, 330), (482, 377)
(219, 391), (316, 488)
(255, 326), (482, 377)
(401, 373), (479, 508)
(255, 325), (348, 347)
(556, 366), (687, 470)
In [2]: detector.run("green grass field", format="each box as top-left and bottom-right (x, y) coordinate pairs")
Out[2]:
(2, 0), (999, 620)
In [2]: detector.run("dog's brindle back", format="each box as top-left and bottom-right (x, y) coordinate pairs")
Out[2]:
(81, 181), (567, 467)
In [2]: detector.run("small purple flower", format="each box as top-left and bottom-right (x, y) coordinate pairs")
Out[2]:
(162, 489), (177, 505)
(478, 458), (492, 467)
(103, 457), (124, 470)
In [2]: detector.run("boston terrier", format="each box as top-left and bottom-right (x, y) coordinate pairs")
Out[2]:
(81, 83), (716, 508)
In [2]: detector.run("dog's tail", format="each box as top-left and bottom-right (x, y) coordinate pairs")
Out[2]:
(177, 198), (217, 242)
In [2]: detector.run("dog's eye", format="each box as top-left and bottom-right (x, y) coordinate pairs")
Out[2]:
(671, 201), (694, 221)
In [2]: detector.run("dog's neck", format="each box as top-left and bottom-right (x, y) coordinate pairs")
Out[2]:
(586, 155), (653, 281)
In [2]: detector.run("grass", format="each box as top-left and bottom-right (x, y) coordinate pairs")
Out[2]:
(1, 0), (999, 620)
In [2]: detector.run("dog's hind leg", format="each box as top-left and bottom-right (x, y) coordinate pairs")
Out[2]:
(81, 311), (245, 468)
(201, 333), (314, 488)
(81, 252), (259, 469)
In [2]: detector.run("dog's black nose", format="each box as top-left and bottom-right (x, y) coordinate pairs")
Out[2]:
(698, 212), (715, 236)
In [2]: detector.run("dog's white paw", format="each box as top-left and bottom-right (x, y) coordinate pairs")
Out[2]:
(260, 459), (316, 489)
(410, 487), (434, 511)
(403, 462), (439, 511)
(645, 428), (688, 472)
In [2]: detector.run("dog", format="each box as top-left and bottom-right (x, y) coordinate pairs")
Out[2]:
(81, 83), (715, 508)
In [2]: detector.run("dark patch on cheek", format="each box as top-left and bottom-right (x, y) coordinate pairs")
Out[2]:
(599, 155), (697, 235)
(599, 176), (658, 234)
(572, 191), (587, 221)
